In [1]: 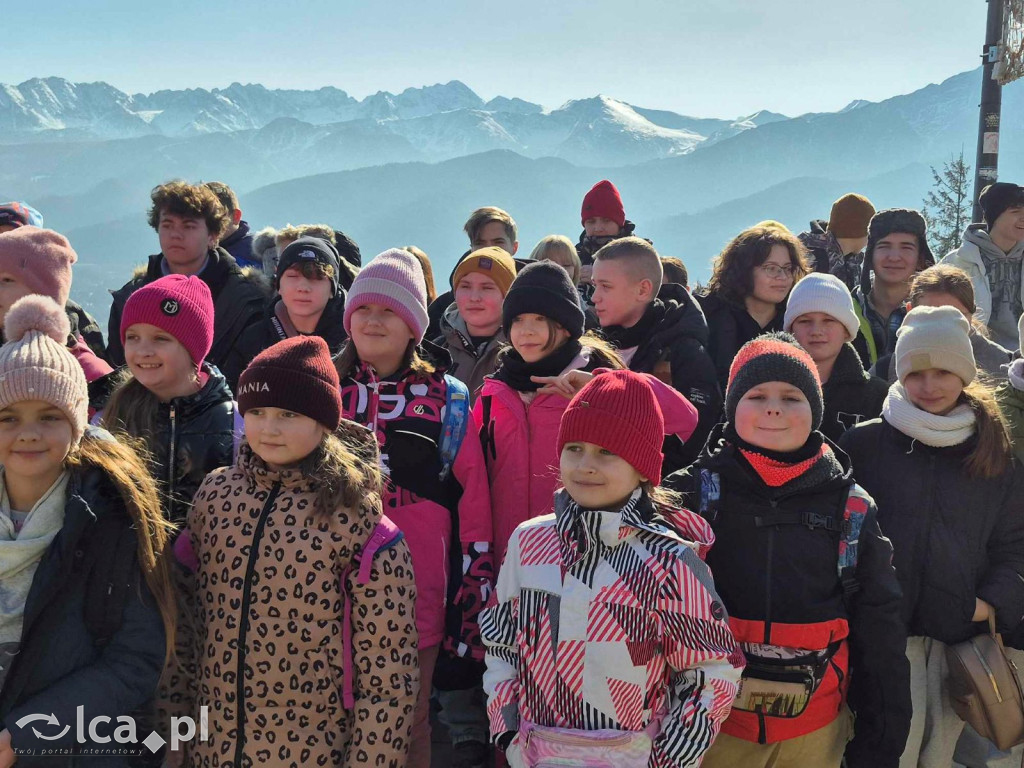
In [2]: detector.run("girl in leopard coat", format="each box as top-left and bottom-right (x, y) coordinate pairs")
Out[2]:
(177, 336), (419, 768)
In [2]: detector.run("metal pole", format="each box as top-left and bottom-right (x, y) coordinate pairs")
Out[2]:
(973, 0), (1005, 223)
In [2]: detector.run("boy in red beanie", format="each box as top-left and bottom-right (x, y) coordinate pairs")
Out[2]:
(576, 179), (648, 275)
(482, 368), (742, 768)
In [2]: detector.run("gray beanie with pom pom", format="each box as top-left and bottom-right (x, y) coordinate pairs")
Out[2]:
(0, 295), (89, 444)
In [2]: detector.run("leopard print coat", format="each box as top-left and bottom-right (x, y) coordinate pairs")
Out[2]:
(179, 443), (419, 767)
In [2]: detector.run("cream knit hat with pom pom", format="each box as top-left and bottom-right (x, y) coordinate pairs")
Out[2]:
(0, 294), (88, 444)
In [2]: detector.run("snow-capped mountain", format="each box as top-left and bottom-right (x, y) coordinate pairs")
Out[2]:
(0, 77), (772, 167)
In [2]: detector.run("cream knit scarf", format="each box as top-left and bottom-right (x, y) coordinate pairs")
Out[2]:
(882, 383), (976, 448)
(0, 469), (69, 645)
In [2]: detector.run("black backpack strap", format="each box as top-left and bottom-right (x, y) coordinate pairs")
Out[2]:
(82, 514), (138, 648)
(478, 394), (495, 463)
(752, 509), (850, 534)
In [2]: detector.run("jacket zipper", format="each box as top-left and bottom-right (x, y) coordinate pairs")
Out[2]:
(763, 499), (777, 645)
(167, 404), (177, 505)
(758, 498), (778, 746)
(233, 481), (281, 768)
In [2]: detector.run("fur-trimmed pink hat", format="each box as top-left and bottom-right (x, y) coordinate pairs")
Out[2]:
(0, 227), (77, 309)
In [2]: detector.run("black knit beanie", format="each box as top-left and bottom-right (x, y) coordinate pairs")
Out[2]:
(276, 236), (342, 296)
(725, 332), (823, 429)
(979, 183), (1024, 226)
(502, 260), (586, 339)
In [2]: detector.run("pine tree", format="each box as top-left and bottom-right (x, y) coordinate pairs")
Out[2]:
(922, 150), (972, 257)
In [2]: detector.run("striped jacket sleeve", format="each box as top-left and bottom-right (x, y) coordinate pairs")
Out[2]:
(480, 528), (523, 741)
(650, 548), (743, 768)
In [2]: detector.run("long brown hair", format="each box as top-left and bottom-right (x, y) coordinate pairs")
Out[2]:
(334, 339), (436, 381)
(960, 379), (1013, 479)
(65, 434), (177, 664)
(705, 225), (810, 305)
(101, 372), (163, 457)
(404, 246), (437, 305)
(295, 421), (383, 517)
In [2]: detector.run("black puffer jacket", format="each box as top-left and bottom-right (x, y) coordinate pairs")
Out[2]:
(221, 293), (348, 392)
(665, 427), (910, 766)
(106, 247), (269, 368)
(820, 343), (888, 443)
(619, 284), (721, 471)
(839, 418), (1024, 643)
(697, 291), (786, 391)
(112, 366), (236, 525)
(0, 459), (166, 766)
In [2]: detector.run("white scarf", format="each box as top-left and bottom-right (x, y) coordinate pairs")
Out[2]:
(0, 469), (70, 645)
(881, 383), (976, 448)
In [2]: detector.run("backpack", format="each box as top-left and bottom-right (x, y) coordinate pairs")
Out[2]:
(439, 374), (469, 481)
(698, 469), (871, 601)
(338, 516), (405, 709)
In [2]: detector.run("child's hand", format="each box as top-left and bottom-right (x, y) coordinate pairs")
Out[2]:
(531, 370), (595, 399)
(0, 729), (16, 768)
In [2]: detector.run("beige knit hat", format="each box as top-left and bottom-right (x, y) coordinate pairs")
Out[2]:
(0, 294), (89, 444)
(895, 305), (976, 386)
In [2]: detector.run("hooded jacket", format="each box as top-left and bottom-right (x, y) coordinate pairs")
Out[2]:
(338, 343), (493, 653)
(481, 488), (742, 768)
(941, 224), (1024, 350)
(218, 220), (256, 269)
(0, 461), (166, 767)
(820, 343), (888, 443)
(839, 418), (1024, 643)
(106, 247), (269, 368)
(182, 443), (419, 768)
(221, 292), (348, 393)
(665, 426), (910, 765)
(475, 348), (699, 576)
(436, 303), (508, 402)
(615, 284), (722, 470)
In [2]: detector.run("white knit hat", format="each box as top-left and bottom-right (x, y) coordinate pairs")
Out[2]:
(895, 305), (976, 385)
(783, 273), (859, 340)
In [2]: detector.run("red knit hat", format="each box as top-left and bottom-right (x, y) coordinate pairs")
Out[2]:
(581, 180), (626, 228)
(557, 369), (665, 485)
(121, 275), (214, 368)
(237, 335), (341, 430)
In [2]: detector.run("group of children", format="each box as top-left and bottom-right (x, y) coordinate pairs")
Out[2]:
(0, 179), (1023, 768)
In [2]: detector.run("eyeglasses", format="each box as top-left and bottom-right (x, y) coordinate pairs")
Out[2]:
(758, 263), (797, 280)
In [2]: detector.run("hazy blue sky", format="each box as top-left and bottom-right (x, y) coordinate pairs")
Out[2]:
(2, 0), (989, 118)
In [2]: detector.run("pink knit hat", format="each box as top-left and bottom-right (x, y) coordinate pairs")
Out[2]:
(121, 275), (215, 368)
(0, 295), (89, 445)
(344, 248), (429, 342)
(0, 227), (77, 308)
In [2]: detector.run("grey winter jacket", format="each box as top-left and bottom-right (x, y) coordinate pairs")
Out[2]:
(434, 304), (506, 402)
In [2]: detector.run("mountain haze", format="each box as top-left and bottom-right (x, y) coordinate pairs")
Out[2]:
(1, 68), (1021, 322)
